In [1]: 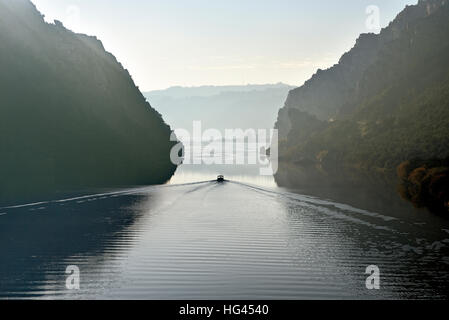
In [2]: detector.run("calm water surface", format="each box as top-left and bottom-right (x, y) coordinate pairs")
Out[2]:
(1, 148), (449, 299)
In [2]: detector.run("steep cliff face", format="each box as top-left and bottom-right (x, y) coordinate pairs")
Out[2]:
(275, 0), (449, 140)
(0, 0), (177, 205)
(275, 0), (449, 170)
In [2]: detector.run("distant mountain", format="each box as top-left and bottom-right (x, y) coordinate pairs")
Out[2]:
(145, 83), (294, 133)
(0, 0), (177, 205)
(148, 83), (293, 99)
(274, 0), (449, 213)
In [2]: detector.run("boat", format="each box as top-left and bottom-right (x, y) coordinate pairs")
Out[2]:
(217, 175), (225, 182)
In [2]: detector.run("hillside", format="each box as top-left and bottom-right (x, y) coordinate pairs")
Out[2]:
(274, 0), (449, 213)
(0, 0), (177, 205)
(275, 0), (449, 169)
(145, 84), (294, 133)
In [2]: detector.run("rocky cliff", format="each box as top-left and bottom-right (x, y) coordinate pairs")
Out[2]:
(275, 0), (449, 140)
(0, 0), (177, 205)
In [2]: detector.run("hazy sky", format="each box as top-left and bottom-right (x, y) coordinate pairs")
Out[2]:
(31, 0), (417, 91)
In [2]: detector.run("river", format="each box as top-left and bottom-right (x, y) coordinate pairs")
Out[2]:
(1, 148), (449, 299)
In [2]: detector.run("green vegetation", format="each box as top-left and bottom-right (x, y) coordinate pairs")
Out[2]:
(0, 0), (177, 205)
(275, 0), (449, 214)
(397, 159), (449, 214)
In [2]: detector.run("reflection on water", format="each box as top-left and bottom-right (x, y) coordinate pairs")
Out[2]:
(0, 190), (158, 298)
(169, 139), (277, 188)
(1, 156), (449, 299)
(169, 163), (276, 188)
(274, 162), (446, 224)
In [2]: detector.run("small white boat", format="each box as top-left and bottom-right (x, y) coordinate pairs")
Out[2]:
(217, 175), (225, 182)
